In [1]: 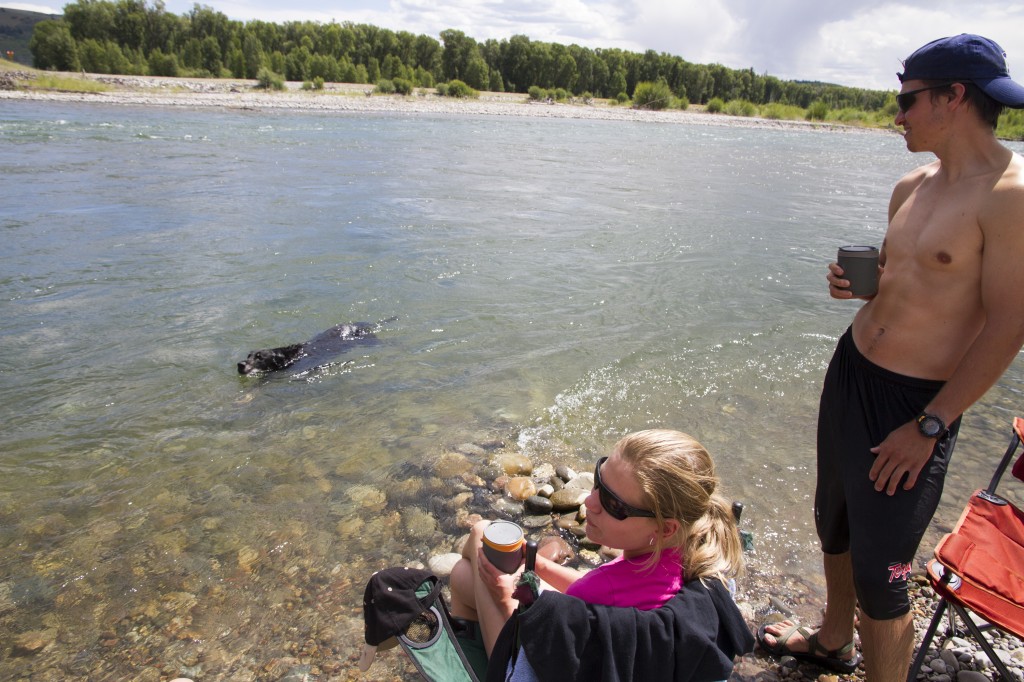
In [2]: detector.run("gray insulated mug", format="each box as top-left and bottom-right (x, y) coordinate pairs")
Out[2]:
(837, 245), (879, 296)
(482, 520), (525, 574)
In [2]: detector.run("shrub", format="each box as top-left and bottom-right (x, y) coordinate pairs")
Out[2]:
(997, 108), (1024, 140)
(706, 97), (725, 113)
(806, 100), (830, 120)
(393, 77), (414, 95)
(615, 91), (630, 104)
(374, 78), (396, 94)
(724, 99), (757, 117)
(528, 85), (548, 101)
(551, 87), (568, 102)
(435, 82), (449, 96)
(834, 107), (869, 124)
(313, 76), (324, 90)
(760, 102), (804, 121)
(676, 96), (690, 110)
(633, 80), (673, 110)
(256, 67), (285, 91)
(443, 79), (478, 98)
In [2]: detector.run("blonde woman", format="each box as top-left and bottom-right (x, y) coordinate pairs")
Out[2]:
(449, 430), (753, 681)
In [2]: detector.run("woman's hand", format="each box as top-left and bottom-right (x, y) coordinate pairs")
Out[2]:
(477, 548), (521, 619)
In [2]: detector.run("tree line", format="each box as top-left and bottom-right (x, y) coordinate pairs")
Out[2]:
(29, 0), (891, 109)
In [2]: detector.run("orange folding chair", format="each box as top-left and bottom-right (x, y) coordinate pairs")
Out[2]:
(906, 417), (1024, 682)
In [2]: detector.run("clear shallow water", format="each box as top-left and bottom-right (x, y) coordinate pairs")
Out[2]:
(2, 101), (1023, 679)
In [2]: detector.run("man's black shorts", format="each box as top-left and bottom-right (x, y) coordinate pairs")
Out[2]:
(815, 327), (960, 619)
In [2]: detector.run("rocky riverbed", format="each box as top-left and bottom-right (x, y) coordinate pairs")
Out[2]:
(6, 427), (1017, 682)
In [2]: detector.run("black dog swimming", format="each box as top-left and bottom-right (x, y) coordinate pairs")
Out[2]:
(237, 322), (380, 375)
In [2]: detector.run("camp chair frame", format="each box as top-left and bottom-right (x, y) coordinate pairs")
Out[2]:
(906, 417), (1024, 682)
(398, 577), (483, 682)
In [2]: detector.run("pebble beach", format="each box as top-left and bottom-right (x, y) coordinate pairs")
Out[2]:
(2, 71), (1020, 682)
(1, 70), (875, 133)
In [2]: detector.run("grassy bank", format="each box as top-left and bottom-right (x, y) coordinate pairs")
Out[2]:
(1, 58), (111, 93)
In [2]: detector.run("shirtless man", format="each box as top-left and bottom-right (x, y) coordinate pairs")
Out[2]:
(758, 34), (1024, 680)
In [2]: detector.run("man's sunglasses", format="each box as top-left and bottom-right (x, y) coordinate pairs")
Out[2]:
(896, 83), (956, 113)
(593, 456), (656, 520)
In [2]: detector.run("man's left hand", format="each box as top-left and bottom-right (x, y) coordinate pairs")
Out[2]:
(869, 420), (936, 495)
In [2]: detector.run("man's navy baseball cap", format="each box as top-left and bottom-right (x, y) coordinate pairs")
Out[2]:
(899, 34), (1024, 108)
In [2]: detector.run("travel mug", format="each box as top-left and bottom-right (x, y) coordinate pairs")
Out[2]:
(837, 245), (879, 296)
(482, 521), (525, 574)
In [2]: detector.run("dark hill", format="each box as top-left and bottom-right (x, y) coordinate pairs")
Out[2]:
(0, 6), (60, 66)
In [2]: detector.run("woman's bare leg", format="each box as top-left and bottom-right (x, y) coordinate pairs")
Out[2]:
(447, 520), (514, 655)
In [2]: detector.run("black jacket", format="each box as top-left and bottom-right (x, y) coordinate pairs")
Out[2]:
(487, 578), (754, 682)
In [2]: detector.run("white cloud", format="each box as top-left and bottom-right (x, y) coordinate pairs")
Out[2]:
(2, 2), (60, 12)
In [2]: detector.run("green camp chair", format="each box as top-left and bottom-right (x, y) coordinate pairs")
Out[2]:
(359, 566), (484, 681)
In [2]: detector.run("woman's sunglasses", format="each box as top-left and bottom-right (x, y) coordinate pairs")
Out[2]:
(593, 456), (656, 520)
(896, 83), (956, 113)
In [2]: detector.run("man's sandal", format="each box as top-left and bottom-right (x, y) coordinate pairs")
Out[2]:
(756, 622), (862, 674)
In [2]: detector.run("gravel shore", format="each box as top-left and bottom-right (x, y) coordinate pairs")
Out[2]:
(0, 71), (886, 134)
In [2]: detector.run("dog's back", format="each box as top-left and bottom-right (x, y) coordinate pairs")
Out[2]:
(237, 322), (383, 375)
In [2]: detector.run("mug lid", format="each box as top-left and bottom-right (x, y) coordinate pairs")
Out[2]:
(838, 245), (878, 257)
(483, 520), (524, 548)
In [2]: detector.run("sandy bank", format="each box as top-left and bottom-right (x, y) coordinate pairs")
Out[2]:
(1, 71), (888, 134)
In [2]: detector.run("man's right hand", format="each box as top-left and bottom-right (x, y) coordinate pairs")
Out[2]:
(827, 262), (855, 299)
(828, 262), (877, 300)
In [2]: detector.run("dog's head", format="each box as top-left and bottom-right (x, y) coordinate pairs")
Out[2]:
(237, 344), (304, 375)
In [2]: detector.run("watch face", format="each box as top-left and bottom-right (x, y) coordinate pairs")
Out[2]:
(919, 416), (943, 437)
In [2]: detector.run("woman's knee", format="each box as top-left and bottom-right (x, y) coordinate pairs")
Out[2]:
(462, 519), (490, 559)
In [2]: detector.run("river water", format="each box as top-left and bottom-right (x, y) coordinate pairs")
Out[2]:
(2, 100), (1022, 679)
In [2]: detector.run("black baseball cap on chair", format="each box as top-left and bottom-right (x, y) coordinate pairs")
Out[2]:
(898, 34), (1024, 108)
(359, 566), (440, 671)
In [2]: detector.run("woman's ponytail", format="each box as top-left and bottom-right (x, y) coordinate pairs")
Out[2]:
(615, 429), (745, 585)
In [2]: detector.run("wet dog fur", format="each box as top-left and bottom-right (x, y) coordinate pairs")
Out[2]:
(237, 323), (375, 375)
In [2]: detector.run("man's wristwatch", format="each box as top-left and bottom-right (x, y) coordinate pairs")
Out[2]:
(916, 412), (947, 439)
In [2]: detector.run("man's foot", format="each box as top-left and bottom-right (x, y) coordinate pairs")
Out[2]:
(756, 620), (861, 674)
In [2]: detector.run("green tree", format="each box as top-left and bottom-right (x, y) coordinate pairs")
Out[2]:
(608, 68), (627, 98)
(64, 0), (116, 42)
(285, 45), (311, 81)
(29, 20), (80, 71)
(412, 65), (431, 87)
(228, 46), (245, 78)
(241, 30), (264, 78)
(112, 0), (147, 52)
(550, 44), (577, 91)
(488, 68), (504, 92)
(464, 55), (488, 90)
(502, 34), (532, 92)
(148, 47), (179, 76)
(309, 53), (339, 82)
(78, 37), (108, 72)
(440, 28), (476, 82)
(200, 34), (222, 74)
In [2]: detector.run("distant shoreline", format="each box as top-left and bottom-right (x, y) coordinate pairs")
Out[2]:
(1, 71), (890, 134)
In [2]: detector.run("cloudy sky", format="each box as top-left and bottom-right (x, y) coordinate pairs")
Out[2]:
(6, 0), (1024, 91)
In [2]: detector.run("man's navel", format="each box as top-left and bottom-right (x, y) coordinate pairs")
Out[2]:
(864, 327), (885, 355)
